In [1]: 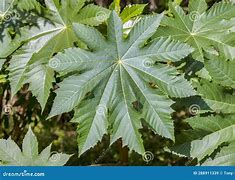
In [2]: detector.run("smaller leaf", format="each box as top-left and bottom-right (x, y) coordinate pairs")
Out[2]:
(202, 141), (235, 166)
(204, 52), (235, 88)
(76, 4), (110, 26)
(120, 4), (147, 23)
(47, 153), (72, 166)
(193, 79), (235, 114)
(188, 115), (235, 160)
(0, 128), (71, 166)
(22, 127), (39, 159)
(0, 138), (24, 165)
(0, 0), (13, 13)
(189, 0), (207, 14)
(38, 144), (52, 162)
(170, 115), (235, 161)
(109, 0), (121, 14)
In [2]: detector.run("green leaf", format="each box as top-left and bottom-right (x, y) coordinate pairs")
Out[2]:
(7, 0), (109, 111)
(48, 11), (195, 155)
(0, 0), (14, 15)
(204, 52), (235, 88)
(193, 79), (235, 114)
(0, 0), (43, 58)
(202, 141), (235, 166)
(154, 0), (235, 62)
(188, 0), (207, 14)
(120, 4), (147, 23)
(0, 128), (71, 166)
(109, 0), (121, 14)
(16, 0), (42, 12)
(171, 115), (235, 161)
(195, 68), (212, 81)
(0, 138), (24, 165)
(0, 30), (22, 59)
(76, 4), (110, 26)
(22, 127), (38, 159)
(35, 144), (71, 166)
(187, 115), (235, 160)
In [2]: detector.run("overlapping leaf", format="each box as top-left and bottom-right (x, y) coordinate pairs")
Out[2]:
(204, 53), (235, 88)
(193, 79), (235, 114)
(7, 0), (109, 110)
(154, 0), (235, 62)
(202, 141), (235, 166)
(109, 0), (146, 36)
(120, 4), (147, 23)
(0, 0), (43, 58)
(170, 115), (235, 165)
(48, 11), (195, 155)
(0, 128), (71, 166)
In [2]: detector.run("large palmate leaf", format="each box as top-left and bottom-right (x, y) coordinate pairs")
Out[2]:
(0, 128), (71, 166)
(48, 11), (195, 155)
(154, 0), (235, 62)
(7, 0), (109, 110)
(193, 79), (235, 114)
(170, 115), (235, 162)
